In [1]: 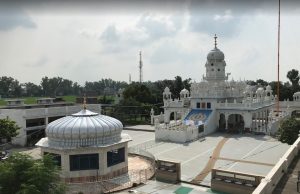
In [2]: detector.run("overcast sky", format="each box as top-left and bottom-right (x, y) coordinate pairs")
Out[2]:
(0, 0), (299, 85)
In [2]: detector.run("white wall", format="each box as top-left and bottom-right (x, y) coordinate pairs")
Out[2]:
(204, 110), (218, 135)
(155, 126), (198, 143)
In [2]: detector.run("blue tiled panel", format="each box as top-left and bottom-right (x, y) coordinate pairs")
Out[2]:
(184, 109), (212, 126)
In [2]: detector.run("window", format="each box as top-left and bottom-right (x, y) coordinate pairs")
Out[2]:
(211, 63), (214, 66)
(196, 102), (200, 108)
(218, 69), (220, 71)
(207, 102), (211, 109)
(201, 102), (206, 109)
(107, 147), (125, 167)
(211, 68), (214, 71)
(44, 152), (61, 167)
(69, 154), (99, 171)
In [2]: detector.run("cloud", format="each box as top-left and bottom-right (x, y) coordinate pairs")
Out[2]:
(189, 9), (240, 37)
(78, 29), (99, 39)
(0, 6), (36, 31)
(136, 13), (179, 40)
(99, 25), (119, 43)
(24, 56), (48, 67)
(98, 12), (185, 54)
(149, 39), (197, 65)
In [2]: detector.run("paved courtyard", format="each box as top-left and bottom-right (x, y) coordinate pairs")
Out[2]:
(124, 129), (290, 186)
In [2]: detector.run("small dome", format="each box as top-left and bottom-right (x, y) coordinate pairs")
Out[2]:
(293, 91), (300, 97)
(266, 85), (272, 91)
(180, 88), (189, 94)
(164, 87), (170, 92)
(46, 109), (123, 147)
(256, 87), (265, 94)
(245, 85), (251, 92)
(207, 48), (225, 61)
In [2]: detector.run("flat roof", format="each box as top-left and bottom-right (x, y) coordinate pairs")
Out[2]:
(37, 98), (55, 100)
(0, 102), (75, 109)
(124, 129), (290, 186)
(5, 99), (24, 102)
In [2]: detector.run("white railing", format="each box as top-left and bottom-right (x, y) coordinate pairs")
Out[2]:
(218, 100), (274, 109)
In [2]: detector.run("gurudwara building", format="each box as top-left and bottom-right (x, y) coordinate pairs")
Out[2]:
(153, 35), (280, 143)
(36, 102), (131, 182)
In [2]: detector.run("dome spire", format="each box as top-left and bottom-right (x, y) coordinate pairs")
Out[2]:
(214, 34), (218, 48)
(83, 94), (87, 110)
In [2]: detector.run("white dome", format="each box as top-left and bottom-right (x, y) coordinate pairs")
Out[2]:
(207, 48), (225, 61)
(293, 91), (300, 97)
(164, 87), (170, 92)
(46, 109), (123, 147)
(256, 87), (265, 95)
(180, 88), (189, 94)
(266, 85), (272, 91)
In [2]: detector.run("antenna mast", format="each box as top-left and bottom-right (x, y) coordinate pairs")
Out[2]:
(139, 51), (143, 83)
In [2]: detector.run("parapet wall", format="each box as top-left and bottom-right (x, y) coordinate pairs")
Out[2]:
(252, 136), (300, 194)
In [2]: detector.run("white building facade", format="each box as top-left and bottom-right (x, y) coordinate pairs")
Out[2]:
(0, 99), (101, 146)
(154, 35), (277, 143)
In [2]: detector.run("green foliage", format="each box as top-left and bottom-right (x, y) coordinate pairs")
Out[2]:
(85, 78), (128, 96)
(0, 76), (22, 97)
(269, 81), (294, 101)
(62, 95), (77, 103)
(0, 118), (20, 143)
(287, 69), (300, 93)
(123, 83), (152, 104)
(98, 95), (115, 104)
(0, 153), (66, 194)
(278, 117), (300, 145)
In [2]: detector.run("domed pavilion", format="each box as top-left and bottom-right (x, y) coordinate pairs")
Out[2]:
(36, 102), (131, 182)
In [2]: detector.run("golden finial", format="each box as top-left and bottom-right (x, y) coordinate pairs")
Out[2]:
(214, 34), (217, 48)
(83, 94), (87, 110)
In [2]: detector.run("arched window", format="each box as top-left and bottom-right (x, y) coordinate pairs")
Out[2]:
(211, 63), (214, 66)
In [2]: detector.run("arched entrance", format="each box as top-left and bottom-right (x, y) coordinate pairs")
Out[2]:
(292, 110), (300, 118)
(170, 112), (175, 120)
(218, 113), (226, 131)
(228, 114), (244, 133)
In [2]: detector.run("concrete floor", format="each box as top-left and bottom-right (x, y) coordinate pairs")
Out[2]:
(124, 130), (290, 186)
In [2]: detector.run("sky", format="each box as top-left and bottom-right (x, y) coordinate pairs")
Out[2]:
(0, 0), (299, 85)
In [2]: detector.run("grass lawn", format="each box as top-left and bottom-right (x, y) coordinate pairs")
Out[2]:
(62, 95), (77, 103)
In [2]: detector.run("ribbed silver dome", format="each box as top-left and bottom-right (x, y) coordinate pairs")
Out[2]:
(207, 48), (225, 61)
(46, 109), (123, 147)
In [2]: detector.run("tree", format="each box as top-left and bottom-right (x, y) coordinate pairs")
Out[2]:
(0, 76), (22, 98)
(24, 82), (42, 97)
(256, 79), (268, 87)
(0, 118), (20, 143)
(287, 69), (299, 87)
(123, 83), (152, 104)
(287, 69), (300, 93)
(41, 76), (63, 97)
(278, 117), (300, 145)
(173, 76), (184, 99)
(269, 81), (293, 101)
(0, 153), (66, 194)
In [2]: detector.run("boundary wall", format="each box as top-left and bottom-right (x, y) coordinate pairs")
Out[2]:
(252, 136), (300, 194)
